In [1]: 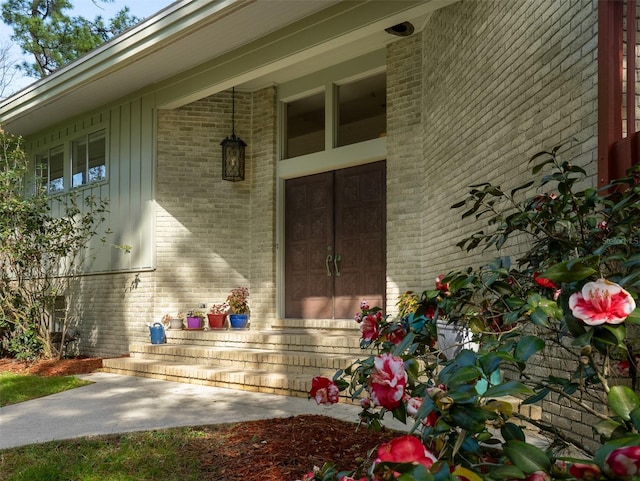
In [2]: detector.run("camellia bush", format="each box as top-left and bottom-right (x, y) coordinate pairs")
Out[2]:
(0, 128), (110, 360)
(302, 143), (640, 481)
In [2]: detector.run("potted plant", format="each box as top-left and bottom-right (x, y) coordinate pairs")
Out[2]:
(185, 310), (205, 329)
(163, 312), (184, 330)
(207, 302), (228, 329)
(226, 287), (250, 329)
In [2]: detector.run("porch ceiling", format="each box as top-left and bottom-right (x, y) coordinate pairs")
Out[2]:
(0, 0), (457, 137)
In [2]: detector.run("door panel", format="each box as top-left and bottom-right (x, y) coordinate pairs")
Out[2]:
(285, 173), (334, 318)
(284, 161), (386, 319)
(334, 162), (386, 318)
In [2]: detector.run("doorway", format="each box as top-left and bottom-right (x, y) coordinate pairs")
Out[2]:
(284, 161), (386, 319)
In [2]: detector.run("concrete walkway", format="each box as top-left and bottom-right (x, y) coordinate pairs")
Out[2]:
(0, 372), (406, 450)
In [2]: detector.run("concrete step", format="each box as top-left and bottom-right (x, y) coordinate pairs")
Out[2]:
(162, 328), (365, 355)
(101, 357), (329, 398)
(126, 342), (362, 374)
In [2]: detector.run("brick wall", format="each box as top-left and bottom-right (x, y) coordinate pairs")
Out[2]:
(386, 0), (600, 449)
(72, 271), (155, 358)
(248, 87), (279, 328)
(156, 87), (277, 330)
(386, 32), (426, 307)
(387, 0), (597, 295)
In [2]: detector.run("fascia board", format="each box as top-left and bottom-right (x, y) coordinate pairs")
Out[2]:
(0, 0), (248, 123)
(155, 0), (442, 109)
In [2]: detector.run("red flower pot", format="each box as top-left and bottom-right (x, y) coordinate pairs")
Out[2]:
(207, 313), (227, 329)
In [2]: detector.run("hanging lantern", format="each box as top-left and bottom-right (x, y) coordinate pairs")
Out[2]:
(221, 87), (246, 181)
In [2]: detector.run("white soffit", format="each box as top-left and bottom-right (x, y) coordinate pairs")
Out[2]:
(0, 0), (457, 136)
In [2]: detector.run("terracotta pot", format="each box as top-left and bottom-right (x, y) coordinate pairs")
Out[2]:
(207, 313), (227, 329)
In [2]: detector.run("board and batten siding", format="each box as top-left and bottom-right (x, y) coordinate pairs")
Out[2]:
(24, 95), (156, 274)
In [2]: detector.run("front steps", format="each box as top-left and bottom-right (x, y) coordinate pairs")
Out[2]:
(102, 324), (369, 398)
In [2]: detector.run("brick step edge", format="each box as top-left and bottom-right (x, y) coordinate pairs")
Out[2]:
(101, 357), (336, 398)
(127, 343), (363, 370)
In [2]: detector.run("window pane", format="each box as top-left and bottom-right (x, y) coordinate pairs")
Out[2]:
(336, 72), (386, 147)
(72, 137), (87, 188)
(285, 92), (325, 158)
(49, 145), (64, 193)
(87, 130), (106, 183)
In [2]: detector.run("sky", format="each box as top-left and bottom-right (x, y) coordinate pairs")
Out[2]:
(1, 0), (176, 95)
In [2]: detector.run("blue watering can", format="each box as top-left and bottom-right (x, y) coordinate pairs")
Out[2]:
(149, 322), (166, 344)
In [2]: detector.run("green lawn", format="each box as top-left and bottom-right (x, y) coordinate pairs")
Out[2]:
(0, 372), (91, 407)
(0, 429), (211, 481)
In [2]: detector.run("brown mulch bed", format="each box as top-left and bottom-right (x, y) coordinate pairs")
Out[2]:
(0, 356), (103, 376)
(0, 356), (402, 480)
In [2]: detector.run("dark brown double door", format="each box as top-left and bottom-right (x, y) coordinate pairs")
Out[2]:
(285, 161), (386, 319)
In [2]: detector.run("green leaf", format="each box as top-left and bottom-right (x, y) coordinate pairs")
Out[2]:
(594, 418), (625, 439)
(608, 385), (640, 421)
(446, 365), (482, 386)
(514, 336), (544, 362)
(594, 325), (627, 348)
(529, 307), (550, 327)
(487, 464), (526, 480)
(449, 405), (492, 432)
(541, 260), (596, 282)
(522, 388), (550, 405)
(631, 407), (640, 431)
(483, 380), (534, 398)
(503, 440), (551, 474)
(625, 308), (640, 326)
(510, 180), (535, 197)
(501, 422), (526, 442)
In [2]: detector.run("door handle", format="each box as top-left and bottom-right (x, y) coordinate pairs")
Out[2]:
(334, 254), (341, 277)
(325, 254), (333, 277)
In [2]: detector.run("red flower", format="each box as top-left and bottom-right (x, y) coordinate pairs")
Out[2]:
(309, 376), (339, 405)
(369, 353), (407, 410)
(569, 278), (636, 326)
(605, 445), (640, 480)
(386, 325), (407, 345)
(568, 462), (601, 480)
(361, 314), (381, 341)
(374, 435), (437, 471)
(405, 397), (439, 427)
(533, 272), (559, 289)
(435, 274), (449, 292)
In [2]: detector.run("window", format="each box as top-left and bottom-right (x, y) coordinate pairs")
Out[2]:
(280, 68), (386, 161)
(37, 145), (64, 193)
(284, 92), (325, 159)
(336, 72), (386, 147)
(72, 129), (106, 188)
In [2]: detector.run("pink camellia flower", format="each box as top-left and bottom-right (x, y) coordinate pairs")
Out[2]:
(405, 397), (439, 427)
(360, 300), (370, 310)
(361, 313), (381, 341)
(369, 353), (407, 410)
(309, 376), (339, 405)
(374, 435), (437, 471)
(435, 274), (449, 292)
(568, 462), (601, 480)
(386, 325), (407, 345)
(604, 445), (640, 479)
(569, 278), (636, 326)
